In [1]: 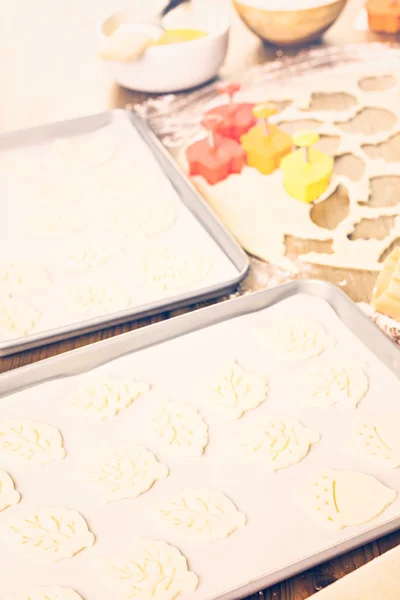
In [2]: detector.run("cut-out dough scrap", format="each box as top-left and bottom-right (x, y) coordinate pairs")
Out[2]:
(202, 361), (268, 419)
(0, 262), (50, 289)
(305, 363), (368, 409)
(257, 317), (335, 360)
(7, 508), (95, 561)
(142, 245), (213, 290)
(51, 132), (116, 170)
(353, 415), (400, 468)
(0, 420), (66, 464)
(160, 488), (247, 542)
(104, 538), (198, 600)
(152, 400), (208, 456)
(0, 470), (20, 512)
(66, 282), (131, 315)
(7, 587), (84, 600)
(240, 417), (320, 471)
(70, 375), (150, 421)
(88, 445), (168, 503)
(298, 469), (396, 530)
(110, 197), (176, 239)
(0, 297), (40, 340)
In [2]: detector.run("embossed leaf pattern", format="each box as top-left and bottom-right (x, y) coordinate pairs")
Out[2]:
(353, 415), (400, 468)
(0, 470), (20, 512)
(257, 318), (335, 360)
(0, 421), (66, 464)
(203, 361), (268, 419)
(160, 488), (247, 542)
(70, 375), (150, 421)
(88, 445), (168, 502)
(306, 363), (368, 408)
(8, 508), (95, 561)
(240, 417), (320, 471)
(152, 400), (208, 456)
(11, 586), (84, 600)
(105, 538), (198, 600)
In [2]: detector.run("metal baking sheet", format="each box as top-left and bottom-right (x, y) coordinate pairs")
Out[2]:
(0, 109), (248, 357)
(1, 280), (400, 600)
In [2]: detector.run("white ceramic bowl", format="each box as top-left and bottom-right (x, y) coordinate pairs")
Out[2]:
(100, 3), (231, 93)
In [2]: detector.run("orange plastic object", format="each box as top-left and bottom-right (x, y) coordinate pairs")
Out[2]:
(366, 0), (400, 33)
(204, 81), (256, 141)
(240, 103), (292, 175)
(186, 114), (246, 185)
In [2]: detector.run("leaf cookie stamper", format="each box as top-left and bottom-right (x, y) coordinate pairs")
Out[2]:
(152, 400), (208, 456)
(298, 469), (396, 530)
(70, 375), (150, 421)
(88, 445), (168, 502)
(104, 538), (198, 600)
(8, 587), (84, 600)
(257, 317), (335, 360)
(7, 508), (95, 561)
(0, 420), (66, 465)
(0, 470), (20, 511)
(353, 415), (400, 468)
(305, 363), (368, 409)
(240, 417), (320, 471)
(160, 488), (247, 542)
(202, 361), (268, 419)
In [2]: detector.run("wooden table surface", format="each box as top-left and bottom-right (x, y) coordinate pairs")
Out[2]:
(2, 0), (400, 597)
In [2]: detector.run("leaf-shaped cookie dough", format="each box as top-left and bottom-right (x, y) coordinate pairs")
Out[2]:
(8, 587), (84, 600)
(160, 488), (247, 542)
(0, 297), (40, 340)
(142, 245), (213, 290)
(0, 420), (66, 464)
(88, 445), (168, 502)
(66, 282), (131, 315)
(298, 469), (396, 530)
(70, 375), (150, 421)
(7, 508), (95, 561)
(152, 400), (208, 456)
(111, 197), (176, 239)
(353, 415), (400, 468)
(0, 470), (20, 511)
(202, 361), (268, 419)
(51, 133), (116, 170)
(257, 317), (335, 360)
(104, 538), (198, 600)
(305, 363), (368, 408)
(240, 417), (320, 471)
(0, 262), (50, 290)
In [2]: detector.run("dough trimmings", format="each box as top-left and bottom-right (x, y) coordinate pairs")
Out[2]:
(160, 488), (247, 542)
(305, 363), (369, 408)
(0, 297), (40, 340)
(0, 420), (66, 464)
(257, 317), (335, 359)
(70, 375), (150, 421)
(104, 538), (198, 600)
(142, 245), (213, 290)
(240, 417), (320, 471)
(202, 361), (268, 419)
(298, 468), (396, 530)
(0, 470), (21, 512)
(353, 415), (400, 468)
(7, 508), (95, 561)
(6, 587), (84, 600)
(88, 445), (168, 502)
(152, 400), (208, 456)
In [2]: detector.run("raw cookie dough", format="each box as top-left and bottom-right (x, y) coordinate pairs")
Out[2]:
(257, 317), (335, 359)
(0, 420), (66, 464)
(240, 417), (320, 471)
(0, 296), (40, 340)
(110, 197), (176, 239)
(51, 130), (116, 170)
(0, 470), (20, 511)
(305, 362), (368, 408)
(142, 245), (213, 290)
(353, 415), (400, 467)
(7, 587), (84, 600)
(66, 241), (122, 270)
(0, 262), (50, 290)
(25, 207), (85, 236)
(152, 400), (208, 456)
(104, 538), (198, 600)
(7, 508), (95, 561)
(88, 445), (168, 502)
(66, 282), (131, 315)
(298, 468), (396, 530)
(160, 488), (247, 542)
(202, 361), (268, 419)
(70, 375), (150, 421)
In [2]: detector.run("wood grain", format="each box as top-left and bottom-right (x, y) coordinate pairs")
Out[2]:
(1, 0), (400, 598)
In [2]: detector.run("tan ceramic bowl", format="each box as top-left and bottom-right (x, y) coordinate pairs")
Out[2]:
(232, 0), (347, 47)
